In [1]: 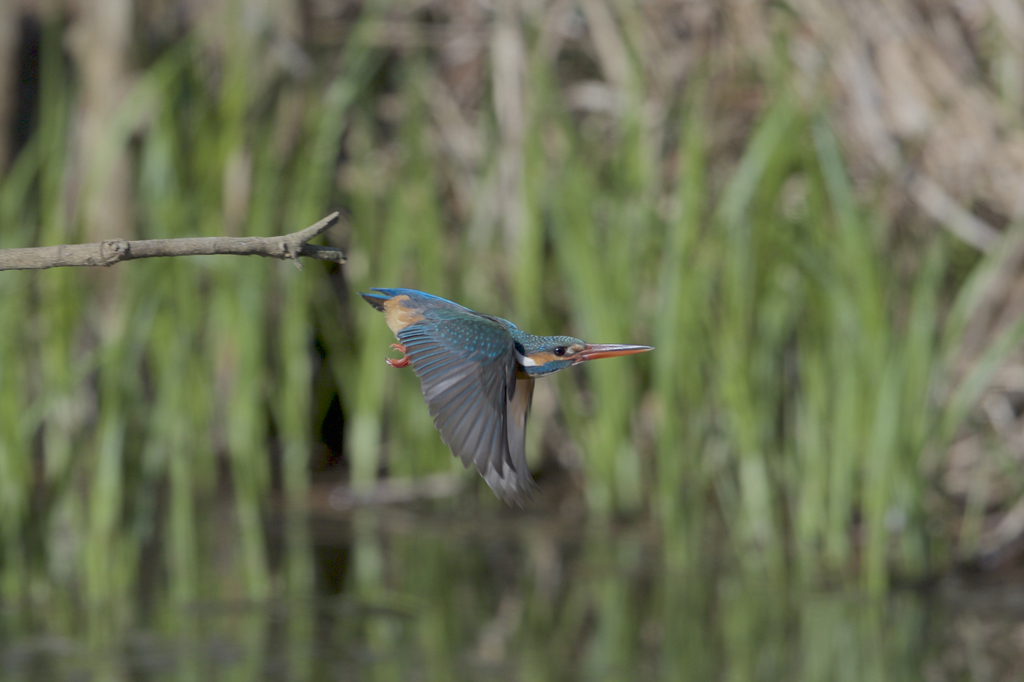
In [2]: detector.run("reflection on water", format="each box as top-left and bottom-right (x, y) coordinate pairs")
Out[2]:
(2, 501), (1022, 681)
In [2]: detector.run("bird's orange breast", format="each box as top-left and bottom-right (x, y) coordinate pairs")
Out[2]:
(382, 295), (424, 335)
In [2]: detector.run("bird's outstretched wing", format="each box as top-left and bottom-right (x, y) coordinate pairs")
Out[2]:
(395, 312), (536, 505)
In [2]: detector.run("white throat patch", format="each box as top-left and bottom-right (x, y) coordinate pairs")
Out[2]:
(515, 351), (537, 367)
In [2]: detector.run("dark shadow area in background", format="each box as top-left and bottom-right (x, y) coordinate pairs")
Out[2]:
(10, 16), (40, 159)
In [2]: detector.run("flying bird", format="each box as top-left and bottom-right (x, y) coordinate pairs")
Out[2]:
(360, 288), (652, 505)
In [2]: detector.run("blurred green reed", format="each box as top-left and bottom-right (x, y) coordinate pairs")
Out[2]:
(0, 3), (1020, 624)
(0, 16), (377, 616)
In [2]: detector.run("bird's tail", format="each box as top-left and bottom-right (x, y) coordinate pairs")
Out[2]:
(359, 289), (393, 312)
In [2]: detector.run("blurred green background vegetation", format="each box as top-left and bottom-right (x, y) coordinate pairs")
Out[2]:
(3, 0), (1024, 678)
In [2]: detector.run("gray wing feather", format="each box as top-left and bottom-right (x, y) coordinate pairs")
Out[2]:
(488, 376), (536, 502)
(397, 317), (535, 504)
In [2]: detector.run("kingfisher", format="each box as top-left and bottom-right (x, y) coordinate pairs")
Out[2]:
(360, 288), (653, 505)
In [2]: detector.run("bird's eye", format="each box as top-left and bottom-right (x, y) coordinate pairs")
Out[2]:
(553, 346), (566, 357)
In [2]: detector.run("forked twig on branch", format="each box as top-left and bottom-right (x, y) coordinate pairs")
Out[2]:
(0, 212), (346, 271)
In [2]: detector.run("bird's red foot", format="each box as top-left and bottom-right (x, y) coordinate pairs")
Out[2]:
(386, 343), (410, 368)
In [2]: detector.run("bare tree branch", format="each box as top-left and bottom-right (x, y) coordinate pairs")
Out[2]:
(0, 212), (346, 271)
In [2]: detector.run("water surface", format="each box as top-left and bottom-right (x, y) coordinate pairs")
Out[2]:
(1, 499), (1019, 681)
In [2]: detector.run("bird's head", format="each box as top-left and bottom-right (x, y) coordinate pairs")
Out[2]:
(514, 334), (653, 377)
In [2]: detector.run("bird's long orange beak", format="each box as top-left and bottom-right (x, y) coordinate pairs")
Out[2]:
(573, 344), (654, 363)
